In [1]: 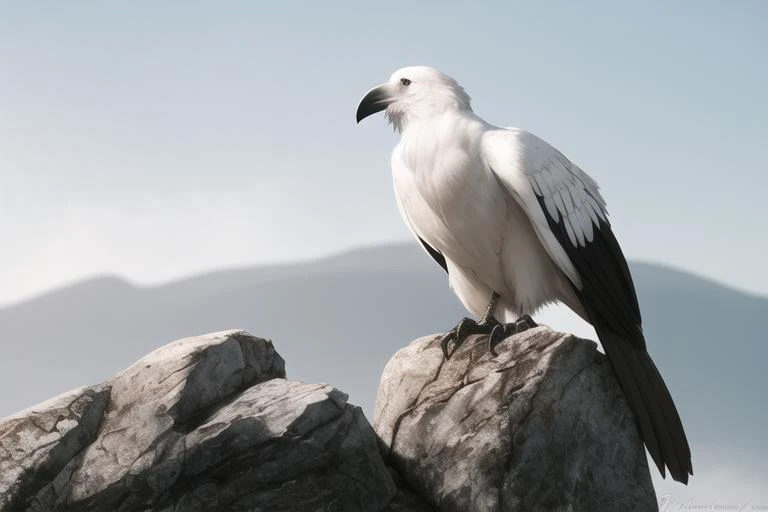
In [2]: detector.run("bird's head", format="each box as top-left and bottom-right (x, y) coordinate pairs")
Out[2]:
(356, 66), (472, 132)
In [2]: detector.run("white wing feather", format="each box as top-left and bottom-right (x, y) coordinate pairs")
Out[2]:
(482, 128), (609, 289)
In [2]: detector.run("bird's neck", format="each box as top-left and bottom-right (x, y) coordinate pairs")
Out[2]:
(390, 93), (475, 133)
(397, 111), (489, 174)
(399, 109), (480, 135)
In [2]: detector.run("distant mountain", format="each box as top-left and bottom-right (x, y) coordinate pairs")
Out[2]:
(0, 244), (462, 420)
(1, 243), (765, 497)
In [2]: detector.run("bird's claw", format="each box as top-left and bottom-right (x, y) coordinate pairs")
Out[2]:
(515, 314), (538, 331)
(488, 314), (539, 355)
(439, 317), (501, 359)
(439, 329), (457, 359)
(438, 315), (538, 359)
(488, 324), (510, 356)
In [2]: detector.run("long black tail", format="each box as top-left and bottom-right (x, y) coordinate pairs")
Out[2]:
(596, 326), (693, 483)
(535, 193), (692, 481)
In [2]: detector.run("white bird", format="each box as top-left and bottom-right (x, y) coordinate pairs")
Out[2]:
(357, 66), (692, 484)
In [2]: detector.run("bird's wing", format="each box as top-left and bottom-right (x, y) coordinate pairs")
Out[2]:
(417, 235), (448, 273)
(392, 151), (448, 274)
(482, 127), (641, 341)
(482, 127), (692, 483)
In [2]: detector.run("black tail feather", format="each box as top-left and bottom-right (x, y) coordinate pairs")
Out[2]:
(534, 195), (692, 481)
(597, 327), (692, 483)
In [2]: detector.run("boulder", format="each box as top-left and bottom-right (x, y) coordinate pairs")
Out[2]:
(0, 330), (400, 512)
(0, 385), (110, 511)
(374, 326), (658, 512)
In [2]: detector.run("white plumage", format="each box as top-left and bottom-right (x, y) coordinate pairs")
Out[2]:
(356, 65), (692, 484)
(386, 70), (600, 323)
(393, 125), (581, 322)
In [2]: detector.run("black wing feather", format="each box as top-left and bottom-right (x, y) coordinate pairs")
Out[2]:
(418, 236), (448, 273)
(536, 195), (693, 484)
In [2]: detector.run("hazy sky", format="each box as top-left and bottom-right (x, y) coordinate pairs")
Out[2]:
(1, 0), (766, 306)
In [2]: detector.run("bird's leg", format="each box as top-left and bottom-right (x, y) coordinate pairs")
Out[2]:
(488, 313), (539, 356)
(479, 292), (499, 325)
(439, 292), (501, 359)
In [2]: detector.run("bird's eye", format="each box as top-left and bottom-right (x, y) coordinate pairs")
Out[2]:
(400, 78), (412, 86)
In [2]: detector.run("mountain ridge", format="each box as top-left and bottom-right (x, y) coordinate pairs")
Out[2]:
(3, 243), (763, 313)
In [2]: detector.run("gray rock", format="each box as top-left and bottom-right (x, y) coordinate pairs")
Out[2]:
(374, 326), (658, 512)
(160, 379), (396, 512)
(382, 467), (436, 512)
(0, 385), (110, 511)
(65, 329), (286, 508)
(0, 330), (398, 512)
(2, 325), (660, 512)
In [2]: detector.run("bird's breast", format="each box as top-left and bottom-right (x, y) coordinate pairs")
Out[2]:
(393, 125), (508, 272)
(392, 118), (579, 316)
(398, 123), (489, 211)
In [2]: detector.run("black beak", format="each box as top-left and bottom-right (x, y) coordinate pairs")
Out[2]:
(356, 85), (393, 123)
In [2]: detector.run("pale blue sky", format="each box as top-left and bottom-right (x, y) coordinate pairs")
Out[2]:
(1, 0), (766, 305)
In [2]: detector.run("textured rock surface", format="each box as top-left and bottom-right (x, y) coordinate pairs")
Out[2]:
(0, 385), (110, 511)
(0, 330), (403, 512)
(3, 326), (660, 512)
(382, 467), (436, 512)
(374, 326), (658, 512)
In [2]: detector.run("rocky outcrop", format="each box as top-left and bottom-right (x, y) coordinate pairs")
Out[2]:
(0, 386), (110, 511)
(374, 326), (658, 512)
(2, 326), (658, 512)
(0, 330), (410, 512)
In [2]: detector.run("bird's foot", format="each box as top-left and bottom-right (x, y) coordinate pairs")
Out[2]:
(438, 317), (501, 359)
(487, 315), (538, 356)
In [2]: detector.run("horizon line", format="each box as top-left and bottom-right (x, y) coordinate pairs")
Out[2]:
(1, 240), (765, 310)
